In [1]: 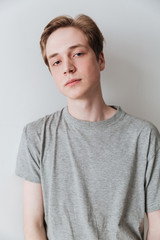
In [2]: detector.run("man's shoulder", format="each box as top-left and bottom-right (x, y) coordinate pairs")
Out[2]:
(23, 107), (64, 137)
(123, 109), (160, 137)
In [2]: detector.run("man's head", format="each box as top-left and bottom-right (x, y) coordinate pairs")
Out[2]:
(40, 14), (104, 71)
(40, 14), (105, 101)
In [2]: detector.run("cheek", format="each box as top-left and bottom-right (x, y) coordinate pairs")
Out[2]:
(51, 69), (59, 82)
(83, 59), (100, 77)
(50, 71), (62, 89)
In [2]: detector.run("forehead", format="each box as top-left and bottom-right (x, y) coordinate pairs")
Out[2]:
(46, 27), (89, 57)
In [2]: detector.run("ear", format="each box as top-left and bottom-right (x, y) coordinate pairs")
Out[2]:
(98, 52), (105, 71)
(99, 52), (105, 70)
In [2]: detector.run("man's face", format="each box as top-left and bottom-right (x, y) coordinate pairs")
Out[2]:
(45, 26), (105, 100)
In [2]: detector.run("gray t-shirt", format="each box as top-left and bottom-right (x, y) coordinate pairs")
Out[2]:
(15, 105), (160, 240)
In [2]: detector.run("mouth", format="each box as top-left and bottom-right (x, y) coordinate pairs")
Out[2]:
(65, 79), (81, 86)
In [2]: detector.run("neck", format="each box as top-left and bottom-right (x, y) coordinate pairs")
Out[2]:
(67, 86), (116, 122)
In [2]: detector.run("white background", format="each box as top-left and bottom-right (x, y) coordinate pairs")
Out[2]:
(0, 0), (160, 239)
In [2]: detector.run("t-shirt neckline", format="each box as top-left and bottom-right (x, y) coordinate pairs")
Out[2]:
(62, 105), (126, 130)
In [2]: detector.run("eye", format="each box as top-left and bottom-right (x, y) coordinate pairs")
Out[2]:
(74, 52), (84, 57)
(53, 60), (61, 66)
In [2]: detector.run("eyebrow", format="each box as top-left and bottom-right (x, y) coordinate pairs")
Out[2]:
(48, 44), (88, 60)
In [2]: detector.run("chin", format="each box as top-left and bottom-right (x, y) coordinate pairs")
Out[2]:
(62, 87), (90, 100)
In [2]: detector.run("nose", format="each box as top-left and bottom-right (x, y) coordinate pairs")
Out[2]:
(63, 58), (76, 75)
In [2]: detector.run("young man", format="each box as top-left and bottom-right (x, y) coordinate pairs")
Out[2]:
(15, 14), (160, 240)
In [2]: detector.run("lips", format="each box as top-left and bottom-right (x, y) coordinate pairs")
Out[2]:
(65, 79), (81, 86)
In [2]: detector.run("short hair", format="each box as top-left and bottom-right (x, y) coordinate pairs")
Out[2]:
(40, 14), (104, 70)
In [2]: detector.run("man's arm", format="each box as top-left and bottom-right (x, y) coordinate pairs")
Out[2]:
(23, 180), (47, 240)
(146, 210), (160, 240)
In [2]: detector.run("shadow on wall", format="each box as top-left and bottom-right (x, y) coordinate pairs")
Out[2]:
(102, 52), (155, 120)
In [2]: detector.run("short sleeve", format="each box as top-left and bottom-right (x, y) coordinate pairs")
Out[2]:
(15, 124), (41, 183)
(145, 125), (160, 213)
